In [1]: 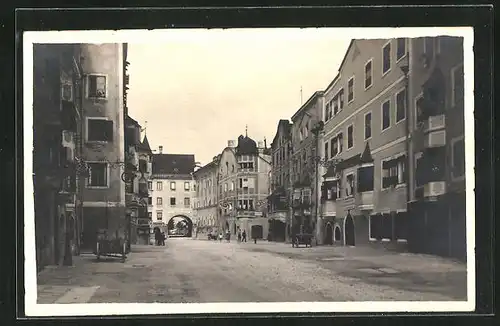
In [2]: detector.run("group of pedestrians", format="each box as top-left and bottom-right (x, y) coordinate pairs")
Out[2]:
(209, 228), (248, 243)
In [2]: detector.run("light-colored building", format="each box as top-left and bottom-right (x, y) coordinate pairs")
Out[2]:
(290, 92), (324, 240)
(149, 148), (196, 236)
(192, 156), (220, 236)
(407, 36), (465, 260)
(217, 134), (272, 239)
(267, 120), (293, 242)
(80, 43), (128, 251)
(319, 39), (411, 248)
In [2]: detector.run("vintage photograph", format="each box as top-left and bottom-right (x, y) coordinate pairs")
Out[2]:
(24, 27), (474, 316)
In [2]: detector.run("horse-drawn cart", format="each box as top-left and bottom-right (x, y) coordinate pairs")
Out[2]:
(94, 229), (127, 262)
(292, 233), (313, 248)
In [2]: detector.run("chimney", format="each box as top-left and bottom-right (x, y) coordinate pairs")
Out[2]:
(258, 141), (264, 149)
(264, 137), (267, 148)
(227, 140), (236, 148)
(159, 145), (163, 154)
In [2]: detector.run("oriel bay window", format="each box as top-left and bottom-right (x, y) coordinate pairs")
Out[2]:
(357, 164), (374, 192)
(322, 180), (341, 201)
(422, 147), (446, 184)
(302, 189), (311, 205)
(238, 199), (254, 211)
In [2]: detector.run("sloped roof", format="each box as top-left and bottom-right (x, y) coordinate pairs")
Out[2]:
(236, 135), (258, 155)
(291, 91), (324, 122)
(137, 134), (152, 153)
(152, 154), (196, 175)
(271, 119), (292, 148)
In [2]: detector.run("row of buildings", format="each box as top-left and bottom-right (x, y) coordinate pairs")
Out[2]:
(266, 36), (466, 259)
(33, 43), (155, 271)
(190, 36), (466, 260)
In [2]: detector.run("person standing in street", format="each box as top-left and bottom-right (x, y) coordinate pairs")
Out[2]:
(237, 229), (242, 243)
(218, 232), (223, 242)
(242, 229), (247, 242)
(226, 229), (231, 242)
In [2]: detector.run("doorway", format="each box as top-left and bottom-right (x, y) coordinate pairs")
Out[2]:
(334, 225), (341, 242)
(324, 223), (333, 245)
(344, 214), (355, 246)
(251, 225), (263, 239)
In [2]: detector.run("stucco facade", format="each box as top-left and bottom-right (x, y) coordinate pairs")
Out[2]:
(193, 157), (219, 235)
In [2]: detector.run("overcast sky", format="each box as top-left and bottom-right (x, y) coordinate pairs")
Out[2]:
(126, 29), (351, 166)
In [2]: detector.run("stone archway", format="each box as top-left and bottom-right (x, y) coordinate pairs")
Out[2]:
(334, 225), (341, 242)
(344, 213), (355, 246)
(324, 222), (333, 245)
(167, 215), (193, 237)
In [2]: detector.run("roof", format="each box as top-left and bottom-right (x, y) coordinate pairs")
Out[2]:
(291, 91), (324, 122)
(324, 39), (355, 93)
(193, 159), (218, 176)
(125, 114), (140, 127)
(137, 134), (152, 153)
(271, 119), (292, 148)
(152, 154), (196, 175)
(236, 135), (258, 155)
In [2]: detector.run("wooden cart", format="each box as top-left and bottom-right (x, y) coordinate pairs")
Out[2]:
(94, 229), (127, 262)
(292, 233), (313, 248)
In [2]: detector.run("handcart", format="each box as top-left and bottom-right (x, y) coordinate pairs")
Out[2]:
(94, 229), (127, 262)
(292, 233), (313, 248)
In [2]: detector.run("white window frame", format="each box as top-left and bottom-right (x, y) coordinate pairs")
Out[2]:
(451, 63), (464, 108)
(156, 181), (163, 191)
(346, 124), (354, 150)
(364, 111), (372, 140)
(85, 117), (111, 143)
(381, 98), (391, 132)
(396, 38), (407, 62)
(345, 172), (355, 198)
(380, 153), (406, 191)
(156, 211), (163, 220)
(394, 87), (407, 125)
(451, 135), (466, 181)
(382, 40), (392, 76)
(170, 181), (176, 191)
(364, 58), (373, 90)
(337, 132), (344, 154)
(147, 181), (153, 191)
(347, 76), (355, 104)
(85, 73), (108, 100)
(86, 161), (110, 189)
(414, 92), (424, 129)
(184, 181), (190, 191)
(156, 197), (163, 206)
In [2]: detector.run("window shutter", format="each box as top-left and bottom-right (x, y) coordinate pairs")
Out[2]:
(105, 120), (114, 142)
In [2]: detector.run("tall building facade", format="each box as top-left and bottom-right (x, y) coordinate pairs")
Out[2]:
(79, 43), (127, 251)
(290, 92), (324, 239)
(192, 156), (219, 236)
(149, 149), (196, 237)
(319, 39), (410, 248)
(407, 36), (466, 260)
(267, 120), (292, 242)
(33, 44), (83, 270)
(217, 135), (271, 239)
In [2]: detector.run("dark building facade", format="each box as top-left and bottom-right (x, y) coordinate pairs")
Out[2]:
(33, 44), (83, 270)
(407, 36), (466, 260)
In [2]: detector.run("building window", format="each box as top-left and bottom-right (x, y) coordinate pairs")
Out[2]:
(148, 181), (152, 190)
(382, 42), (391, 75)
(364, 112), (372, 140)
(232, 164), (235, 172)
(156, 182), (163, 191)
(224, 183), (228, 192)
(87, 74), (107, 99)
(157, 212), (163, 220)
(170, 197), (176, 206)
(231, 181), (235, 191)
(333, 95), (339, 115)
(415, 152), (425, 188)
(184, 197), (190, 207)
(395, 89), (406, 123)
(345, 173), (355, 197)
(87, 163), (107, 187)
(156, 197), (163, 206)
(148, 212), (152, 218)
(147, 197), (152, 205)
(358, 165), (374, 192)
(339, 88), (345, 110)
(324, 180), (341, 200)
(170, 182), (176, 191)
(184, 182), (190, 191)
(347, 125), (354, 149)
(382, 155), (406, 189)
(325, 101), (332, 121)
(87, 119), (113, 142)
(452, 137), (465, 179)
(347, 77), (354, 103)
(364, 60), (373, 89)
(396, 38), (406, 61)
(324, 141), (329, 160)
(451, 64), (464, 107)
(331, 137), (337, 157)
(382, 99), (391, 131)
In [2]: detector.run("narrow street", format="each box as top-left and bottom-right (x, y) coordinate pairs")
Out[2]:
(37, 238), (467, 303)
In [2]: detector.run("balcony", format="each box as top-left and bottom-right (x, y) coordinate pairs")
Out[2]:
(424, 181), (446, 198)
(355, 191), (374, 211)
(423, 114), (446, 133)
(424, 129), (446, 148)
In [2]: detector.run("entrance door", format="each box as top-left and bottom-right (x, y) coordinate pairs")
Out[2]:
(325, 223), (333, 245)
(251, 225), (263, 239)
(344, 214), (355, 246)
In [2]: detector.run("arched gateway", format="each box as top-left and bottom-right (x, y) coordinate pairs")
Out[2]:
(167, 215), (194, 237)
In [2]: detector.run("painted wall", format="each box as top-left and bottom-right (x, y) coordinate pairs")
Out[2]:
(149, 177), (195, 224)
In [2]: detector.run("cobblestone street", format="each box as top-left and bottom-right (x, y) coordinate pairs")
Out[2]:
(37, 238), (467, 304)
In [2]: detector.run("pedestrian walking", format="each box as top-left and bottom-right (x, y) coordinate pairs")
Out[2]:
(161, 232), (166, 246)
(226, 229), (231, 243)
(237, 229), (242, 243)
(242, 230), (247, 242)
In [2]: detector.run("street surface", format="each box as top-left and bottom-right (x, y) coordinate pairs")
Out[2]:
(37, 238), (467, 303)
